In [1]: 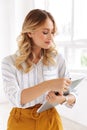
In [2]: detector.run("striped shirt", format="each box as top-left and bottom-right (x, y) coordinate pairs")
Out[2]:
(1, 53), (75, 108)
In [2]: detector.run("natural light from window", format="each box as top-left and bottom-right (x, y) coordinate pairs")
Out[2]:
(35, 0), (87, 73)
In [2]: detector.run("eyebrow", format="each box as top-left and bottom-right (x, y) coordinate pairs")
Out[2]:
(42, 28), (53, 31)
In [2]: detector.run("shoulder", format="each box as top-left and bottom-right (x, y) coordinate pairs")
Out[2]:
(2, 54), (16, 65)
(54, 53), (65, 63)
(1, 54), (17, 72)
(1, 54), (18, 74)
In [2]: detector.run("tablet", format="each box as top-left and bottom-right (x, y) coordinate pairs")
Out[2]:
(37, 101), (58, 113)
(37, 77), (84, 113)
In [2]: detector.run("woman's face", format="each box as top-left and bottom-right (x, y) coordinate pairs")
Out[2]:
(28, 18), (54, 50)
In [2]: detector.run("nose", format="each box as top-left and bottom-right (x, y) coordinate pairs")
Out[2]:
(48, 33), (53, 40)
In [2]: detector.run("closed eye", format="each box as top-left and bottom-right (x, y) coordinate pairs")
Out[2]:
(43, 31), (54, 35)
(43, 31), (48, 35)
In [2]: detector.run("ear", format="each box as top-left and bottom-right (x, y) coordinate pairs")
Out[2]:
(27, 32), (32, 38)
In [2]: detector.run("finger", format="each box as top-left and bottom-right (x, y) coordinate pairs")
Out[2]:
(48, 91), (53, 95)
(65, 80), (71, 86)
(48, 94), (54, 99)
(63, 86), (69, 91)
(50, 92), (55, 96)
(65, 78), (72, 84)
(48, 91), (56, 97)
(58, 90), (63, 96)
(46, 95), (53, 103)
(47, 93), (53, 99)
(46, 95), (50, 101)
(65, 82), (70, 87)
(65, 85), (69, 89)
(59, 91), (63, 96)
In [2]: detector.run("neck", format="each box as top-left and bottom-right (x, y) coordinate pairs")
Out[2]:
(33, 48), (42, 58)
(31, 49), (43, 64)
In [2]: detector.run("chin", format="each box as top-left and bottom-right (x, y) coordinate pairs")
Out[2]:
(44, 47), (51, 49)
(44, 45), (52, 49)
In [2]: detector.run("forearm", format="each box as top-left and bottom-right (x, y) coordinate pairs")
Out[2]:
(21, 81), (50, 105)
(21, 78), (71, 105)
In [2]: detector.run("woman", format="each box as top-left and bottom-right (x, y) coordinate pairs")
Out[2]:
(2, 9), (76, 130)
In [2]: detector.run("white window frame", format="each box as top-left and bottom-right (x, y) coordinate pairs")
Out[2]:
(34, 0), (87, 74)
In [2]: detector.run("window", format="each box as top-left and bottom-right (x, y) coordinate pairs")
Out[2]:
(35, 0), (87, 73)
(47, 0), (72, 41)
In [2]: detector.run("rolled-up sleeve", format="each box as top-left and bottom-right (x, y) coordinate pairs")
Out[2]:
(1, 57), (23, 107)
(58, 54), (70, 78)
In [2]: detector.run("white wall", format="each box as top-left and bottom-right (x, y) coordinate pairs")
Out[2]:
(0, 0), (35, 102)
(0, 0), (87, 128)
(57, 76), (87, 126)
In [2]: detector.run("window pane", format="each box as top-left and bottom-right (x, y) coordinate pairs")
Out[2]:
(81, 49), (87, 67)
(74, 0), (87, 40)
(34, 0), (47, 10)
(34, 0), (87, 72)
(66, 48), (87, 70)
(48, 0), (72, 41)
(58, 44), (87, 71)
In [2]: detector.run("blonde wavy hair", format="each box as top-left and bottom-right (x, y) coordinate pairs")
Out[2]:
(15, 9), (58, 73)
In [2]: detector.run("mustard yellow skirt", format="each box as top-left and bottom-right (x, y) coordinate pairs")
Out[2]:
(7, 104), (63, 130)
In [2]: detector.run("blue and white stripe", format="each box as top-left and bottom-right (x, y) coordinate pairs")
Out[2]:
(1, 53), (73, 108)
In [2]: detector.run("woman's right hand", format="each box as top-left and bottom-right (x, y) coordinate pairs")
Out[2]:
(47, 78), (71, 93)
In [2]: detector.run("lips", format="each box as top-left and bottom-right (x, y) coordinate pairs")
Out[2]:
(45, 41), (51, 45)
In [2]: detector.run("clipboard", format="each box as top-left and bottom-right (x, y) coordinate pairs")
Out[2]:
(37, 77), (84, 113)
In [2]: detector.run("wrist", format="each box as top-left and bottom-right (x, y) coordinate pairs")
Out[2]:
(41, 80), (51, 91)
